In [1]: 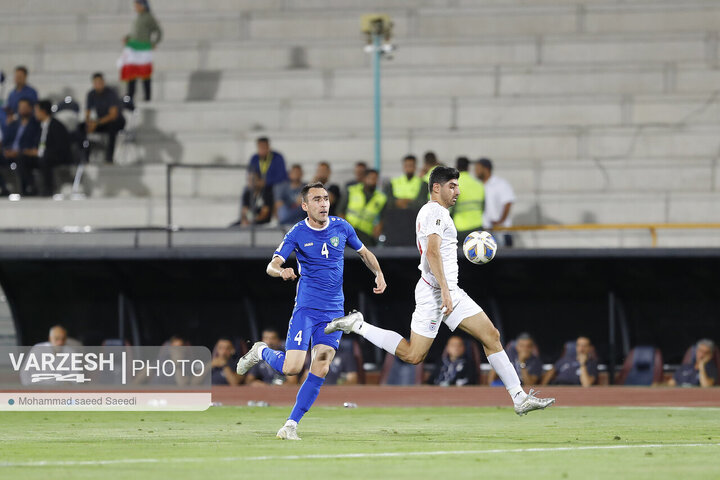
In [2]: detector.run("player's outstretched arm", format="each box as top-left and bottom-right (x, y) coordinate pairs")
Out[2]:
(266, 256), (297, 281)
(357, 246), (386, 294)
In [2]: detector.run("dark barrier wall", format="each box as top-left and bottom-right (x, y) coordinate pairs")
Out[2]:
(1, 247), (719, 369)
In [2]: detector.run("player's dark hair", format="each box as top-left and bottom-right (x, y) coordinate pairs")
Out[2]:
(365, 169), (378, 177)
(318, 161), (330, 169)
(290, 163), (302, 170)
(355, 161), (367, 168)
(256, 136), (269, 144)
(36, 99), (52, 115)
(15, 65), (28, 75)
(428, 166), (459, 192)
(456, 156), (470, 172)
(301, 182), (327, 202)
(92, 72), (104, 80)
(403, 154), (417, 163)
(477, 157), (493, 172)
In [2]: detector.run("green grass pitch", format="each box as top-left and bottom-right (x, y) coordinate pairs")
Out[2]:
(1, 406), (719, 479)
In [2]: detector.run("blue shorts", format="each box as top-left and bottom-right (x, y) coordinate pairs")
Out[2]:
(285, 307), (344, 351)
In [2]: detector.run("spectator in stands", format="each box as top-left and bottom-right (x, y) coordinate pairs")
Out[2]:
(489, 333), (543, 386)
(340, 168), (387, 246)
(387, 154), (424, 209)
(40, 325), (68, 347)
(433, 336), (477, 386)
(211, 338), (243, 386)
(246, 328), (296, 386)
(475, 158), (516, 247)
(79, 73), (126, 164)
(420, 150), (440, 184)
(1, 98), (40, 195)
(452, 156), (485, 240)
(346, 161), (368, 189)
(541, 336), (598, 387)
(669, 339), (717, 388)
(15, 100), (72, 197)
(301, 338), (358, 385)
(123, 0), (163, 102)
(274, 164), (305, 225)
(239, 168), (273, 225)
(247, 137), (287, 189)
(313, 161), (341, 216)
(4, 66), (38, 124)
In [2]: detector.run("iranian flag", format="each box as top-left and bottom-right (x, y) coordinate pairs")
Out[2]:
(118, 40), (153, 81)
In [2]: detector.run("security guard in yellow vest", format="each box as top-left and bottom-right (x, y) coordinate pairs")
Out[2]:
(388, 155), (424, 209)
(342, 169), (387, 246)
(451, 156), (484, 240)
(421, 151), (440, 200)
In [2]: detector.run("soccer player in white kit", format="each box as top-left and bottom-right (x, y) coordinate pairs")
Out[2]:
(326, 166), (554, 415)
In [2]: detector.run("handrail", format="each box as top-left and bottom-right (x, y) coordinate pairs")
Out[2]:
(165, 162), (248, 248)
(494, 223), (720, 247)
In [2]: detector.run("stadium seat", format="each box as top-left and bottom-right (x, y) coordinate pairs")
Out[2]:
(379, 353), (423, 386)
(615, 346), (663, 386)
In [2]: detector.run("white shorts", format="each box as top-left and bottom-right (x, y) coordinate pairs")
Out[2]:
(410, 278), (483, 339)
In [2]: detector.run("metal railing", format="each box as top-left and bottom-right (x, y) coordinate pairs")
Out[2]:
(165, 162), (248, 248)
(495, 223), (720, 247)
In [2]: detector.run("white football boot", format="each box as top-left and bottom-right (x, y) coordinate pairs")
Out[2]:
(236, 341), (267, 375)
(324, 310), (363, 335)
(514, 389), (555, 416)
(276, 420), (301, 440)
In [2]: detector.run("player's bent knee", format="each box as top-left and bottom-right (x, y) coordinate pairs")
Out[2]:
(283, 365), (303, 376)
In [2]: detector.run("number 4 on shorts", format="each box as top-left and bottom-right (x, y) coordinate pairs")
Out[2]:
(294, 330), (302, 345)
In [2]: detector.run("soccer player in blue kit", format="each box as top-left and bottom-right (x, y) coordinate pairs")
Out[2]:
(237, 182), (387, 440)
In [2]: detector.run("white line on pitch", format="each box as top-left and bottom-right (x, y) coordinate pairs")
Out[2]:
(2, 443), (720, 468)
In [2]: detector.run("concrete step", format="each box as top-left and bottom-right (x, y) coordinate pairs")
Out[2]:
(3, 2), (720, 46)
(2, 191), (719, 229)
(113, 93), (720, 133)
(22, 63), (720, 105)
(0, 0), (701, 16)
(63, 157), (719, 200)
(7, 33), (713, 75)
(117, 124), (720, 165)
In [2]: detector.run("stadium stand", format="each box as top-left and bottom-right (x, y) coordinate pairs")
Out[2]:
(615, 345), (664, 386)
(1, 0), (720, 247)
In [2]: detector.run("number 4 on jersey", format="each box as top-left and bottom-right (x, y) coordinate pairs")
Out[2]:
(294, 330), (302, 345)
(321, 242), (329, 258)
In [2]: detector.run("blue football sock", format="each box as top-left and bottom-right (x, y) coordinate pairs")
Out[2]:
(288, 373), (325, 423)
(261, 347), (286, 375)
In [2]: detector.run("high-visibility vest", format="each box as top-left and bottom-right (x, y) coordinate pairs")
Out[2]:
(452, 171), (485, 231)
(390, 175), (422, 200)
(346, 183), (388, 237)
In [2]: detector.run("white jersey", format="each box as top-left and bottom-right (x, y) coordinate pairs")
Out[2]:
(415, 201), (458, 289)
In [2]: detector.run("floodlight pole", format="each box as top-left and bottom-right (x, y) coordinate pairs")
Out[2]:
(371, 31), (382, 173)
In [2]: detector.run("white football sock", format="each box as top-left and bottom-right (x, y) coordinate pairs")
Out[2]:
(487, 350), (527, 405)
(355, 321), (403, 355)
(257, 344), (267, 357)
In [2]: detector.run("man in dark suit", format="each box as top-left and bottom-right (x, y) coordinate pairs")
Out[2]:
(18, 99), (72, 196)
(0, 97), (40, 195)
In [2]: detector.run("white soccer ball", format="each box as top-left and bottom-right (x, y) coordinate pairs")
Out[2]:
(462, 231), (498, 264)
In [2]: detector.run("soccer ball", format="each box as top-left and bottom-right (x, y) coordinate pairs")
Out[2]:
(463, 231), (498, 264)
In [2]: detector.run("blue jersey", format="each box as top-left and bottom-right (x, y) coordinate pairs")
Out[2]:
(274, 217), (364, 311)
